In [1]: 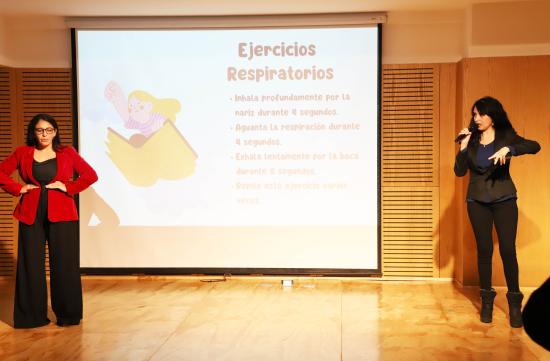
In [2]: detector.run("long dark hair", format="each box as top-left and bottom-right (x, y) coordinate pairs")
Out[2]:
(26, 113), (62, 150)
(468, 96), (516, 148)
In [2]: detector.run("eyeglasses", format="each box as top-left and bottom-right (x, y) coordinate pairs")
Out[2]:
(35, 128), (56, 135)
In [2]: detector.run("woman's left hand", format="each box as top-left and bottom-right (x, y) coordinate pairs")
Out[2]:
(45, 181), (67, 192)
(488, 146), (510, 165)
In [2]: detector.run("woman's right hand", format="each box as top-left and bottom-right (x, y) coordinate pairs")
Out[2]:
(104, 81), (123, 103)
(458, 128), (472, 150)
(20, 184), (39, 194)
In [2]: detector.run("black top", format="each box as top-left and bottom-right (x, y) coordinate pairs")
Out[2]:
(464, 141), (517, 203)
(476, 141), (496, 170)
(454, 130), (540, 203)
(33, 158), (57, 186)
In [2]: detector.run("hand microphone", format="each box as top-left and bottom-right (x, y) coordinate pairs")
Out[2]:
(455, 124), (476, 144)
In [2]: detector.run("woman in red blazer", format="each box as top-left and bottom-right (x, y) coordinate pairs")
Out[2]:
(0, 113), (97, 328)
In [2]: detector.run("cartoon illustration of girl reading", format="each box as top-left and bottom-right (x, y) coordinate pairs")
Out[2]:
(104, 81), (181, 140)
(103, 81), (197, 187)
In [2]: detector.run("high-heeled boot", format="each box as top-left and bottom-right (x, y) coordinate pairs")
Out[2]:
(506, 291), (524, 328)
(480, 288), (497, 323)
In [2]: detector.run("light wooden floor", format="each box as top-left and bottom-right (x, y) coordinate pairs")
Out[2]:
(0, 277), (548, 361)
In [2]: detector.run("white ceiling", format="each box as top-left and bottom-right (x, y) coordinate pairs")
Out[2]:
(0, 0), (527, 17)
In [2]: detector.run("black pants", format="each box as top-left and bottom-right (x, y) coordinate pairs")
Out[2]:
(467, 198), (520, 292)
(14, 189), (82, 328)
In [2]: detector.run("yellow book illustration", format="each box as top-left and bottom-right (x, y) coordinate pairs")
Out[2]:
(106, 120), (197, 187)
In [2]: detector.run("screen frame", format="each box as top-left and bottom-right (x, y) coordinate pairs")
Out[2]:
(71, 18), (383, 277)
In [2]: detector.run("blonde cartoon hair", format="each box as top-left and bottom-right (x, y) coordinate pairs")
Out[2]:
(129, 90), (181, 121)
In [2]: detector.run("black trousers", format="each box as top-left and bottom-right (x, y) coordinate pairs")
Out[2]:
(13, 189), (82, 328)
(467, 198), (520, 292)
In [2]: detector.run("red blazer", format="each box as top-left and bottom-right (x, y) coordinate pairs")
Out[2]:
(0, 145), (98, 225)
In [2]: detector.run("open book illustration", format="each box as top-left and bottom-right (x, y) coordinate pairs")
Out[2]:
(106, 120), (198, 187)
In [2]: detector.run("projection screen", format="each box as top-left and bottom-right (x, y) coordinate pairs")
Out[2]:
(75, 19), (381, 274)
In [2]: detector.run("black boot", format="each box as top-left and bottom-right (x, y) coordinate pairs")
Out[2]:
(480, 288), (497, 323)
(506, 291), (524, 328)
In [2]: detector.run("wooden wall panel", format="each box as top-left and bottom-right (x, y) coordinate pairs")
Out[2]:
(381, 64), (440, 278)
(382, 65), (439, 186)
(16, 69), (73, 146)
(454, 60), (466, 285)
(437, 63), (458, 279)
(458, 56), (550, 287)
(0, 67), (18, 276)
(2, 59), (545, 286)
(382, 187), (438, 277)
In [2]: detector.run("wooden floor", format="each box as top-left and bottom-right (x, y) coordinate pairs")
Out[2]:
(0, 277), (548, 361)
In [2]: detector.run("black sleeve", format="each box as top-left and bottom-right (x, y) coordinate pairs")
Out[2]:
(454, 149), (469, 177)
(508, 134), (541, 156)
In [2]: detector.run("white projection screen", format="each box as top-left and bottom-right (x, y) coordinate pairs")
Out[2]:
(74, 17), (381, 274)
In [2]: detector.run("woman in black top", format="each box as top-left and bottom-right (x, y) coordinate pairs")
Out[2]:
(454, 96), (540, 328)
